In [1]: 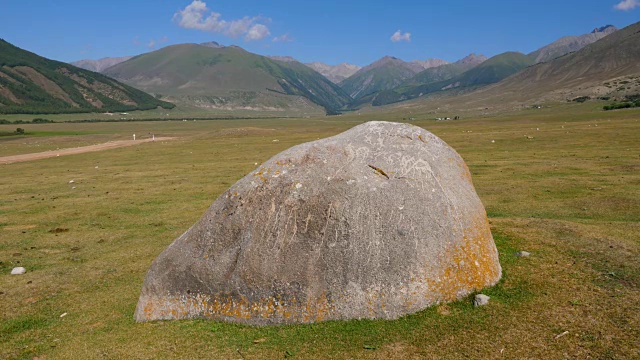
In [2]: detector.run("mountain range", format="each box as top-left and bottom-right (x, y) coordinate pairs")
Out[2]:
(103, 44), (352, 114)
(353, 25), (621, 108)
(463, 21), (640, 105)
(3, 22), (636, 116)
(369, 52), (533, 106)
(0, 39), (172, 114)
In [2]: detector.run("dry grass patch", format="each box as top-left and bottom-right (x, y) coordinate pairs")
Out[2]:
(0, 106), (638, 359)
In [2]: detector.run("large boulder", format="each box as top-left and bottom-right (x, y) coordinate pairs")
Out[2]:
(135, 121), (501, 325)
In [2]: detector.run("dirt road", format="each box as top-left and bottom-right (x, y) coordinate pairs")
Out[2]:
(0, 137), (174, 165)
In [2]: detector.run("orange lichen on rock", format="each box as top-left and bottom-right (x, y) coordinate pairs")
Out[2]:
(429, 213), (501, 302)
(137, 291), (336, 324)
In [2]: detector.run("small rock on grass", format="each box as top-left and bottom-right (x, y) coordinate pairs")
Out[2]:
(11, 267), (26, 275)
(515, 251), (531, 257)
(473, 294), (490, 307)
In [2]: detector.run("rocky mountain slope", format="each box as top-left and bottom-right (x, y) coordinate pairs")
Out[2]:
(528, 25), (617, 63)
(305, 62), (361, 83)
(0, 39), (173, 114)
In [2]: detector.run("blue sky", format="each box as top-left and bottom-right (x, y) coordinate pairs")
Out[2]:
(1, 1), (638, 66)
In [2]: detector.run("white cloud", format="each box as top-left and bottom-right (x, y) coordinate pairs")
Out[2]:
(614, 0), (640, 10)
(273, 33), (294, 43)
(246, 24), (270, 41)
(391, 30), (411, 43)
(173, 0), (226, 32)
(227, 17), (256, 37)
(173, 0), (271, 41)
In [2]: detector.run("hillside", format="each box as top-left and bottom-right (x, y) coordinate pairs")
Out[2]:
(394, 21), (640, 112)
(338, 56), (424, 99)
(528, 25), (617, 63)
(370, 52), (531, 106)
(487, 21), (640, 102)
(71, 56), (133, 73)
(0, 40), (173, 114)
(305, 62), (361, 83)
(104, 44), (351, 114)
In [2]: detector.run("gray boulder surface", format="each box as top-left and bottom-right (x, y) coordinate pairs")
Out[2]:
(135, 121), (501, 325)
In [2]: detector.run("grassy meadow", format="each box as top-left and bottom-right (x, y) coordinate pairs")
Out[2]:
(0, 104), (639, 359)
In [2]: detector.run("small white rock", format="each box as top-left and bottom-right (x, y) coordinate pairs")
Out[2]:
(515, 251), (531, 257)
(11, 267), (26, 275)
(295, 183), (302, 189)
(473, 294), (490, 307)
(60, 312), (68, 318)
(69, 180), (75, 184)
(491, 140), (495, 143)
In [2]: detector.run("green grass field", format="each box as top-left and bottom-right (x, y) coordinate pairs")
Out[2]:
(1, 104), (638, 359)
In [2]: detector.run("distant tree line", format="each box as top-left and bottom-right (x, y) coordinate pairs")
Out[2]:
(0, 118), (53, 124)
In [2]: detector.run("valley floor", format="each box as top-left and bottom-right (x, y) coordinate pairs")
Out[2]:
(0, 105), (638, 359)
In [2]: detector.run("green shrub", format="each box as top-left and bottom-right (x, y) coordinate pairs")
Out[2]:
(603, 102), (637, 111)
